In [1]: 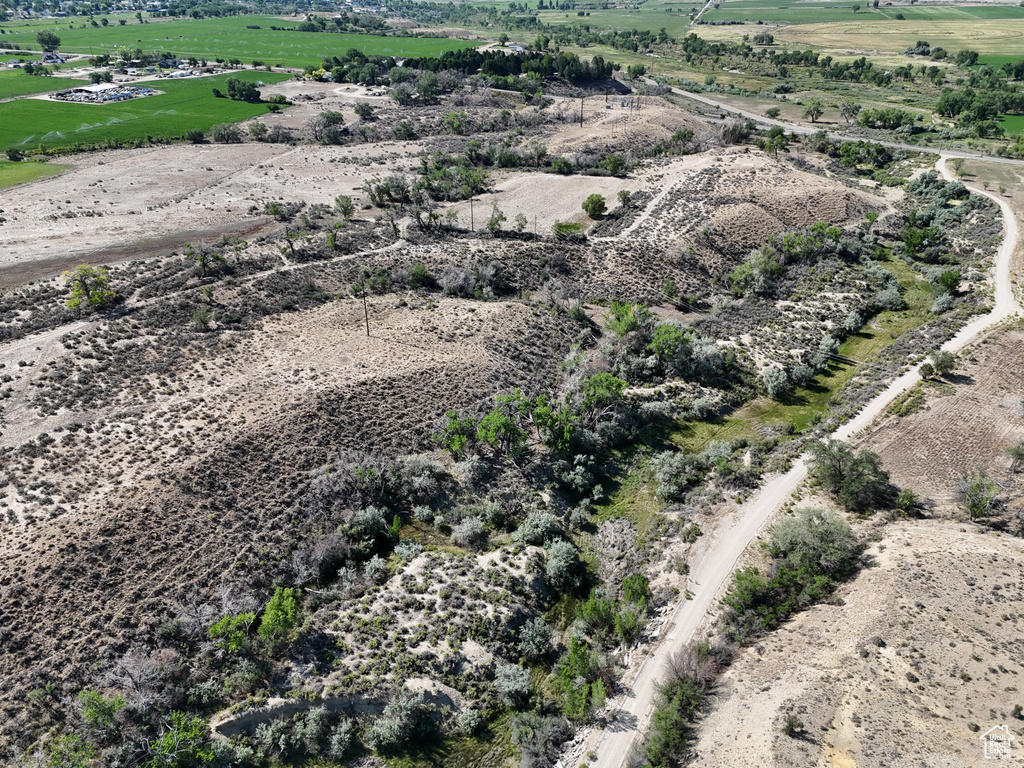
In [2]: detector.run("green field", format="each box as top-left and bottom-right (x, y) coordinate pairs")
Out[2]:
(702, 1), (1024, 24)
(0, 15), (476, 68)
(534, 2), (693, 39)
(0, 69), (88, 99)
(999, 114), (1024, 134)
(0, 69), (291, 151)
(0, 159), (66, 187)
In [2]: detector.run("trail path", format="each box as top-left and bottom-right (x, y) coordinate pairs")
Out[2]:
(584, 151), (1021, 768)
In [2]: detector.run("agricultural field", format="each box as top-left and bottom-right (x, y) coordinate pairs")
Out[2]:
(702, 0), (1024, 24)
(0, 15), (476, 67)
(532, 1), (695, 39)
(0, 68), (87, 99)
(0, 70), (291, 152)
(769, 18), (1024, 55)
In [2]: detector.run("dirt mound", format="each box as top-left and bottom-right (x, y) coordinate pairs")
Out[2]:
(691, 519), (1024, 768)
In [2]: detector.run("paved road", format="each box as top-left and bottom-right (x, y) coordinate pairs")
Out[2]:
(585, 151), (1021, 768)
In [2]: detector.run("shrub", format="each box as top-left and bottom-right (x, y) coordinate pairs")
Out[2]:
(651, 451), (707, 501)
(771, 508), (859, 576)
(513, 512), (561, 546)
(761, 366), (790, 398)
(328, 719), (355, 759)
(494, 660), (532, 708)
(451, 517), (488, 550)
(458, 708), (482, 735)
(364, 692), (436, 754)
(510, 712), (572, 768)
(186, 128), (205, 143)
(875, 285), (905, 310)
(518, 616), (554, 660)
(954, 468), (999, 520)
(545, 540), (581, 591)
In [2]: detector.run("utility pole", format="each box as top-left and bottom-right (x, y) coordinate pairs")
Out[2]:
(363, 292), (369, 337)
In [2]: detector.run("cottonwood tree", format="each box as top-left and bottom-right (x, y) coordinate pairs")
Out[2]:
(802, 101), (824, 122)
(64, 264), (115, 311)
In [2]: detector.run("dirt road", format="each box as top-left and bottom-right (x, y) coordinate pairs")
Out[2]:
(583, 154), (1021, 768)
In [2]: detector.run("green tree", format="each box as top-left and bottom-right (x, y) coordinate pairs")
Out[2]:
(807, 439), (893, 513)
(604, 300), (653, 336)
(802, 101), (824, 122)
(334, 194), (355, 221)
(353, 101), (374, 119)
(144, 712), (214, 768)
(486, 204), (506, 235)
(36, 30), (61, 51)
(225, 77), (260, 103)
(581, 193), (607, 218)
(258, 587), (299, 642)
(64, 264), (115, 311)
(208, 613), (255, 653)
(555, 637), (602, 720)
(434, 411), (477, 458)
(77, 689), (126, 731)
(954, 468), (998, 520)
(185, 243), (225, 277)
(929, 349), (956, 376)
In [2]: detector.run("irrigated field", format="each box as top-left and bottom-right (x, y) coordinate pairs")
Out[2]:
(0, 15), (476, 67)
(0, 70), (291, 151)
(0, 69), (87, 99)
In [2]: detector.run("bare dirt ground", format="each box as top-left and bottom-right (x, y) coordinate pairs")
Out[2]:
(862, 325), (1024, 511)
(692, 518), (1024, 768)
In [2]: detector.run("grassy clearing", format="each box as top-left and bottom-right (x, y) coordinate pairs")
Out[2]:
(0, 70), (291, 151)
(0, 69), (88, 99)
(385, 719), (515, 768)
(0, 15), (475, 68)
(999, 114), (1024, 135)
(0, 159), (67, 187)
(594, 456), (661, 540)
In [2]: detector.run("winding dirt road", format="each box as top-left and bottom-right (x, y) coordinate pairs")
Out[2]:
(584, 151), (1020, 768)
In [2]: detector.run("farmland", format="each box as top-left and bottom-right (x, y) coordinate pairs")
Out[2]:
(757, 19), (1024, 54)
(0, 68), (87, 99)
(702, 1), (1024, 24)
(0, 15), (477, 68)
(0, 70), (291, 151)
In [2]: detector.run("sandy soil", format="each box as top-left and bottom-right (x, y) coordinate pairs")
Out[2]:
(692, 519), (1024, 768)
(862, 326), (1024, 510)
